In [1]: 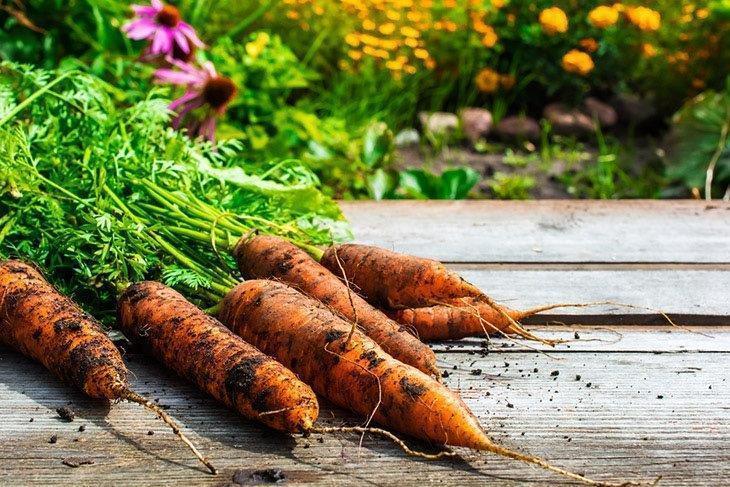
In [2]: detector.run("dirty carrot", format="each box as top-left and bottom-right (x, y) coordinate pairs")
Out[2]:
(319, 244), (550, 341)
(0, 260), (215, 474)
(216, 279), (617, 484)
(117, 281), (319, 434)
(320, 243), (482, 309)
(388, 298), (560, 341)
(233, 234), (440, 378)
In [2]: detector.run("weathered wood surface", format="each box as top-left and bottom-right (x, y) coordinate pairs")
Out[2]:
(340, 200), (730, 263)
(1, 200), (729, 486)
(1, 327), (728, 486)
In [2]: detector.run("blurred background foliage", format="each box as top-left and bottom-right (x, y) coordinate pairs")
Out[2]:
(1, 0), (728, 199)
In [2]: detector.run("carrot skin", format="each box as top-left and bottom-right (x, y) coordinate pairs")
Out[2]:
(234, 235), (439, 378)
(0, 260), (128, 399)
(117, 281), (319, 433)
(388, 299), (525, 341)
(320, 243), (482, 309)
(218, 280), (493, 450)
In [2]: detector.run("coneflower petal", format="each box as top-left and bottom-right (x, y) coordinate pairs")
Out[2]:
(123, 19), (157, 39)
(173, 29), (190, 54)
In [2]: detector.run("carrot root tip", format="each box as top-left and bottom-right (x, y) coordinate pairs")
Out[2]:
(122, 389), (217, 475)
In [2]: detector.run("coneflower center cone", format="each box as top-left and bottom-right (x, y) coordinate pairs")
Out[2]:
(202, 77), (237, 111)
(156, 5), (181, 27)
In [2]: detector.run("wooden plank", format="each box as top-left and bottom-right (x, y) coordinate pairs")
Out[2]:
(1, 330), (727, 486)
(340, 200), (730, 264)
(429, 326), (730, 353)
(450, 265), (730, 325)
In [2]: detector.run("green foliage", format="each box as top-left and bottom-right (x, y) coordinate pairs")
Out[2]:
(664, 79), (730, 198)
(397, 167), (480, 200)
(488, 172), (535, 200)
(0, 62), (345, 320)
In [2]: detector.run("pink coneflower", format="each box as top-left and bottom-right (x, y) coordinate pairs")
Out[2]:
(123, 0), (203, 60)
(155, 61), (237, 141)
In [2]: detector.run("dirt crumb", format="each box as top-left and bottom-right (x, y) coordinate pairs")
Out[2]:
(56, 406), (75, 422)
(62, 457), (94, 468)
(233, 468), (286, 484)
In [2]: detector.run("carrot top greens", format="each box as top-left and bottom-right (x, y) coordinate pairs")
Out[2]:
(0, 62), (348, 322)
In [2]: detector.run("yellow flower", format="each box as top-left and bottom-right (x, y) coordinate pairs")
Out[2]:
(625, 7), (661, 31)
(579, 38), (599, 53)
(481, 26), (499, 48)
(414, 48), (429, 60)
(588, 6), (619, 28)
(695, 8), (709, 19)
(540, 7), (568, 35)
(640, 42), (656, 57)
(379, 23), (396, 35)
(424, 58), (436, 70)
(612, 3), (624, 12)
(562, 49), (594, 76)
(404, 37), (419, 48)
(363, 19), (376, 30)
(348, 49), (363, 61)
(400, 26), (420, 38)
(345, 33), (360, 47)
(500, 74), (516, 90)
(491, 0), (505, 8)
(475, 68), (500, 93)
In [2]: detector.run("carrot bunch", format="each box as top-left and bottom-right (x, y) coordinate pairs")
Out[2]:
(320, 243), (556, 343)
(0, 260), (216, 474)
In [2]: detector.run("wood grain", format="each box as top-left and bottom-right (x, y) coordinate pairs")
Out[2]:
(449, 265), (730, 325)
(1, 327), (728, 486)
(340, 200), (730, 264)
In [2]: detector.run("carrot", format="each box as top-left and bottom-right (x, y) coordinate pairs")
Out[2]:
(233, 235), (440, 379)
(117, 281), (319, 434)
(217, 279), (615, 484)
(320, 243), (482, 309)
(320, 244), (550, 343)
(388, 298), (528, 341)
(0, 260), (215, 474)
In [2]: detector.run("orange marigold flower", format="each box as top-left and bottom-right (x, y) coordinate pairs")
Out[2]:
(579, 38), (599, 53)
(695, 8), (709, 19)
(562, 49), (594, 76)
(500, 74), (516, 90)
(640, 42), (657, 57)
(475, 68), (500, 93)
(539, 7), (569, 35)
(588, 6), (619, 28)
(625, 6), (661, 31)
(481, 26), (499, 48)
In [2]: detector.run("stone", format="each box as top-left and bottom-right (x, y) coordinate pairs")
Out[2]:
(418, 111), (458, 136)
(495, 115), (540, 142)
(459, 108), (493, 144)
(583, 97), (617, 127)
(543, 103), (595, 136)
(612, 93), (656, 125)
(394, 128), (420, 147)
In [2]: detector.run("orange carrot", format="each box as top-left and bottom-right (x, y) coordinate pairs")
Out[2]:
(320, 244), (551, 342)
(234, 235), (440, 378)
(117, 281), (319, 433)
(216, 279), (614, 484)
(320, 243), (481, 308)
(388, 298), (527, 341)
(0, 260), (215, 474)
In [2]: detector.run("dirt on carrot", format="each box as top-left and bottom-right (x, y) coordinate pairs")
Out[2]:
(233, 235), (440, 378)
(0, 260), (216, 474)
(117, 281), (319, 433)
